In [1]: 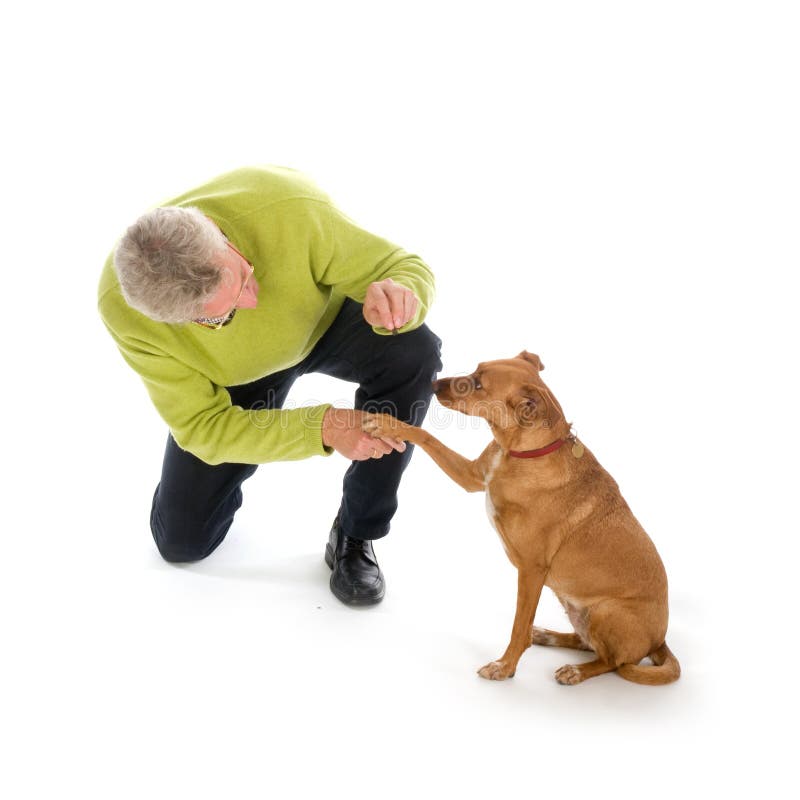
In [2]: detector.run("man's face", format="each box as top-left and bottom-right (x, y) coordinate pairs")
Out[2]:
(200, 242), (260, 319)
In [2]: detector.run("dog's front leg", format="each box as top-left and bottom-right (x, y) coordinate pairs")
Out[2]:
(478, 568), (546, 681)
(362, 413), (485, 492)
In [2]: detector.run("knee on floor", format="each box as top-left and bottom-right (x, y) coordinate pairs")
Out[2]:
(150, 507), (222, 564)
(155, 539), (212, 564)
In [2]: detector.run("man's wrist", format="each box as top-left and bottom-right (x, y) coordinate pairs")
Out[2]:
(301, 404), (334, 455)
(321, 406), (333, 448)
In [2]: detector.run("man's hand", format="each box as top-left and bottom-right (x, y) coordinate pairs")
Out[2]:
(363, 278), (419, 332)
(322, 408), (407, 461)
(362, 412), (421, 445)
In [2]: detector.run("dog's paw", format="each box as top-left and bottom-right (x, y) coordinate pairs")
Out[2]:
(554, 664), (585, 685)
(477, 660), (515, 681)
(361, 413), (411, 441)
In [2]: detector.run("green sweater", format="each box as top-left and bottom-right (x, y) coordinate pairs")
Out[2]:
(98, 166), (435, 466)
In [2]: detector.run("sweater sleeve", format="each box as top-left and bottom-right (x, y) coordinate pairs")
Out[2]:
(313, 203), (436, 335)
(109, 331), (332, 466)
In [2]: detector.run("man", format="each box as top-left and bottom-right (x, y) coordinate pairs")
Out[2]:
(98, 165), (441, 606)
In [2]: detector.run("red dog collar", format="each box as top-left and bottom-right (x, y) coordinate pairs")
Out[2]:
(508, 438), (566, 459)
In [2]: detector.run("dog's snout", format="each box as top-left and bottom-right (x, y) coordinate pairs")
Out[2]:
(432, 378), (447, 394)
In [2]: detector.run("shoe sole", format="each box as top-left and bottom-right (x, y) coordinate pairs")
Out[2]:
(324, 543), (335, 571)
(325, 543), (385, 606)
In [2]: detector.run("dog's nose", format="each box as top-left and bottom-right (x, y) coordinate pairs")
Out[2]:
(432, 379), (446, 394)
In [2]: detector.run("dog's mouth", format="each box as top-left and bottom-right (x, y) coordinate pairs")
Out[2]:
(433, 390), (453, 408)
(432, 377), (458, 402)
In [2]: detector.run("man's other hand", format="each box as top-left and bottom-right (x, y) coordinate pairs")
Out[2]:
(363, 278), (419, 332)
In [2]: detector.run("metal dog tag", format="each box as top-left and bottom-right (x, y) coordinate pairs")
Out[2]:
(571, 440), (585, 459)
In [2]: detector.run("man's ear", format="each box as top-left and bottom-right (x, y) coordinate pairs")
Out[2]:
(517, 351), (544, 371)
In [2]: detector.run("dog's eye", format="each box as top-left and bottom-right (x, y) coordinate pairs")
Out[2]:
(473, 378), (482, 390)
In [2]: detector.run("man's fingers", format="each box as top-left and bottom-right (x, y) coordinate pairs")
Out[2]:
(375, 281), (406, 330)
(379, 436), (406, 453)
(356, 439), (385, 459)
(389, 291), (405, 330)
(371, 287), (394, 330)
(328, 408), (409, 460)
(401, 291), (413, 327)
(386, 286), (411, 330)
(354, 434), (403, 460)
(389, 287), (418, 329)
(364, 280), (419, 331)
(372, 438), (393, 455)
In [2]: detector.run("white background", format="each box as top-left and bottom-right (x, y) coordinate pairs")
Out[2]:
(2, 1), (798, 797)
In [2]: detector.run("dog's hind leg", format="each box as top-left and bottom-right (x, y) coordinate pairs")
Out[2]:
(531, 626), (593, 651)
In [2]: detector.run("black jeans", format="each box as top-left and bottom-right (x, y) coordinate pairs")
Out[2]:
(150, 299), (442, 562)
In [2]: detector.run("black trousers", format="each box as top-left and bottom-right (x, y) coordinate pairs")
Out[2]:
(149, 299), (442, 563)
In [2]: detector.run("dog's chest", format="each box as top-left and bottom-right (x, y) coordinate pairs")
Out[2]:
(483, 450), (509, 552)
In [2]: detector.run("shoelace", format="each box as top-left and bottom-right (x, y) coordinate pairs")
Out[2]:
(341, 535), (378, 566)
(343, 536), (368, 551)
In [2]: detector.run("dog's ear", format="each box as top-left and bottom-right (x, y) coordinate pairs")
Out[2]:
(513, 383), (546, 425)
(517, 351), (544, 371)
(517, 384), (541, 406)
(514, 382), (559, 428)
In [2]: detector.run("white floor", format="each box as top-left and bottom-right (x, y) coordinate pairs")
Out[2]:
(5, 2), (798, 797)
(7, 363), (792, 798)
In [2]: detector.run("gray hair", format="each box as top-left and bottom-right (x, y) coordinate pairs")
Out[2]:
(113, 206), (228, 323)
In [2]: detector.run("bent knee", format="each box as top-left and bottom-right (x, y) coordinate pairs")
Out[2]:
(392, 325), (443, 377)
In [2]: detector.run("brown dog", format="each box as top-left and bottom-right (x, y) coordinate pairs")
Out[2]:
(363, 351), (680, 685)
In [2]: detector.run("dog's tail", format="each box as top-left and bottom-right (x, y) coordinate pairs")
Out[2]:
(616, 643), (681, 686)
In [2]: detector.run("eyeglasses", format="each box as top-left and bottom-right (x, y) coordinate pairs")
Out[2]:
(193, 242), (255, 330)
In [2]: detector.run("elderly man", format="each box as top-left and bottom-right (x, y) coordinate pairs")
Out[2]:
(98, 165), (441, 606)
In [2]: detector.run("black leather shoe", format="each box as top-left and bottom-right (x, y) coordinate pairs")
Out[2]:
(324, 517), (385, 606)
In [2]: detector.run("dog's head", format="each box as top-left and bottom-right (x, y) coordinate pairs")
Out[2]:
(433, 351), (565, 432)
